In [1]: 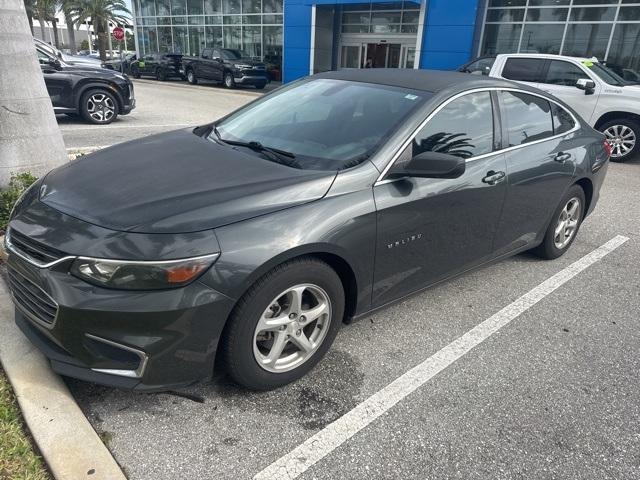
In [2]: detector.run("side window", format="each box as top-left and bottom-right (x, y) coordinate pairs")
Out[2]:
(502, 58), (546, 83)
(412, 92), (494, 160)
(37, 50), (51, 64)
(202, 48), (212, 58)
(464, 57), (495, 76)
(501, 91), (554, 146)
(212, 49), (221, 59)
(551, 103), (576, 135)
(544, 60), (587, 86)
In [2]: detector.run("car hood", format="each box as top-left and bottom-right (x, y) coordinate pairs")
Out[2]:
(40, 129), (337, 234)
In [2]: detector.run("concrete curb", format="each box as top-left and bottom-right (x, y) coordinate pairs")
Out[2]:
(0, 275), (127, 480)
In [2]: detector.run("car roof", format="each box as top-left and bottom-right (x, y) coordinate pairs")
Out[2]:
(495, 53), (595, 63)
(314, 68), (517, 93)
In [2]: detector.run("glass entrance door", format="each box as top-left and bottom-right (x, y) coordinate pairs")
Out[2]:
(339, 41), (416, 69)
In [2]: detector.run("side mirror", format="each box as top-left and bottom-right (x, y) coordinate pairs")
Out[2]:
(576, 78), (596, 95)
(390, 151), (466, 179)
(212, 56), (222, 62)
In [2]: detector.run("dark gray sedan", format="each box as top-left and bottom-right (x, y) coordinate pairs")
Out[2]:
(4, 70), (610, 391)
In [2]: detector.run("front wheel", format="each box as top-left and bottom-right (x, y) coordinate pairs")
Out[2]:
(80, 89), (119, 125)
(222, 258), (345, 390)
(186, 69), (197, 84)
(533, 185), (585, 260)
(130, 65), (141, 79)
(156, 67), (167, 81)
(600, 119), (639, 162)
(255, 82), (267, 90)
(223, 71), (236, 89)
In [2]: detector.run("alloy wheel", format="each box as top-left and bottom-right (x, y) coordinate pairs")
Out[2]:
(86, 93), (115, 123)
(554, 197), (581, 249)
(188, 71), (194, 83)
(253, 284), (332, 373)
(604, 124), (636, 158)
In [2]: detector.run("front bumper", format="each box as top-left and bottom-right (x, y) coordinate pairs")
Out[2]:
(234, 74), (268, 85)
(5, 244), (235, 392)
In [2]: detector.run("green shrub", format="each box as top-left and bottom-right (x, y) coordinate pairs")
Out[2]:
(80, 39), (89, 51)
(0, 173), (38, 233)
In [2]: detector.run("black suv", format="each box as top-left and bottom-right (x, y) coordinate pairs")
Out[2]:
(129, 53), (184, 81)
(37, 45), (135, 125)
(182, 48), (268, 89)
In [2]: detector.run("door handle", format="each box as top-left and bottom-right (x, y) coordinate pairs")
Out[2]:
(554, 152), (572, 163)
(482, 170), (506, 185)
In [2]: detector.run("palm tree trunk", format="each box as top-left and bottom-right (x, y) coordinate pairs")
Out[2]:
(96, 18), (107, 61)
(26, 12), (34, 35)
(51, 17), (60, 48)
(64, 13), (76, 54)
(38, 17), (46, 42)
(0, 0), (68, 188)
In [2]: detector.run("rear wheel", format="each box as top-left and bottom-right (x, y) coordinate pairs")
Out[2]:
(186, 69), (197, 84)
(533, 185), (585, 260)
(223, 71), (236, 89)
(255, 82), (267, 90)
(156, 67), (166, 81)
(600, 118), (639, 162)
(80, 89), (118, 125)
(222, 258), (344, 390)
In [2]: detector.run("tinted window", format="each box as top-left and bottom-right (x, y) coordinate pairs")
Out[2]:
(502, 58), (546, 82)
(551, 103), (575, 135)
(544, 60), (586, 86)
(215, 79), (427, 170)
(462, 57), (495, 76)
(501, 91), (553, 146)
(202, 48), (212, 58)
(412, 92), (494, 160)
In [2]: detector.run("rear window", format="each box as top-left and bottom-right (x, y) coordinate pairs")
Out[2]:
(501, 91), (554, 146)
(502, 58), (546, 83)
(551, 103), (576, 135)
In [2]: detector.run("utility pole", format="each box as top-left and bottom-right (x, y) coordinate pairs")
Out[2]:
(0, 0), (68, 187)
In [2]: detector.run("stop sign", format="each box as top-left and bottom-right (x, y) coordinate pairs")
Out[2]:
(112, 27), (124, 41)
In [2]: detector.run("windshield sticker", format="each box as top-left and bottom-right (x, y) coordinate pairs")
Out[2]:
(404, 94), (418, 100)
(582, 60), (595, 68)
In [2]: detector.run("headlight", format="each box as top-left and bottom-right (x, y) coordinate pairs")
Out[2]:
(70, 253), (219, 290)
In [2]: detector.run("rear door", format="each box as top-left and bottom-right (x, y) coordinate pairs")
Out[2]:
(372, 91), (508, 306)
(200, 49), (215, 79)
(538, 59), (599, 123)
(211, 49), (224, 81)
(499, 57), (547, 90)
(492, 90), (578, 256)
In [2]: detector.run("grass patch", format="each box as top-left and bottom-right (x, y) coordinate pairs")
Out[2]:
(0, 367), (50, 480)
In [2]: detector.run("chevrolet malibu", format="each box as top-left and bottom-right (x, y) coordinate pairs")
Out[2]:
(4, 70), (610, 391)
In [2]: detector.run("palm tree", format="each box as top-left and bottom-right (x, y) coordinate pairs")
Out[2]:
(23, 0), (36, 35)
(60, 0), (77, 53)
(34, 0), (57, 46)
(1, 0), (68, 188)
(68, 0), (130, 61)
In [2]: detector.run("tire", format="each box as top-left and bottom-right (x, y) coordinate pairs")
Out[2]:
(79, 88), (119, 125)
(533, 185), (586, 260)
(255, 82), (267, 90)
(599, 118), (639, 162)
(223, 71), (236, 89)
(130, 65), (141, 79)
(186, 69), (197, 85)
(223, 258), (345, 390)
(156, 67), (166, 81)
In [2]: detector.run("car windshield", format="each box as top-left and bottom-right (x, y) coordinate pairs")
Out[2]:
(213, 78), (428, 170)
(221, 49), (246, 60)
(586, 62), (626, 86)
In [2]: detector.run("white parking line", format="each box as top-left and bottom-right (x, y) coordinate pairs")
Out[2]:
(59, 123), (191, 131)
(254, 235), (630, 480)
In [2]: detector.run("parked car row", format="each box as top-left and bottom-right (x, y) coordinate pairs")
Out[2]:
(458, 53), (640, 162)
(105, 49), (273, 89)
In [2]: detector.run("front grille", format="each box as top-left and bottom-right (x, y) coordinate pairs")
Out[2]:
(7, 267), (59, 326)
(8, 228), (66, 265)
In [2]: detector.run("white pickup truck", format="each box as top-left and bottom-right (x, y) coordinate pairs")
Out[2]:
(459, 53), (640, 162)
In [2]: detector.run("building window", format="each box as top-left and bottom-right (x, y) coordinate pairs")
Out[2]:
(340, 1), (419, 35)
(480, 0), (640, 73)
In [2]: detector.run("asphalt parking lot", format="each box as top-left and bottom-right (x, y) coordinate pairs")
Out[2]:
(61, 80), (640, 480)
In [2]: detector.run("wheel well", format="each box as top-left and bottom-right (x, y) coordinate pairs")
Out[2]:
(78, 86), (123, 114)
(594, 111), (640, 131)
(310, 253), (358, 323)
(574, 177), (593, 218)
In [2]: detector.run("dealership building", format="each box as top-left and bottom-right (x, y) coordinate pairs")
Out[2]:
(132, 0), (640, 83)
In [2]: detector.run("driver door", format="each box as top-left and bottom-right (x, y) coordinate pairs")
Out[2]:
(372, 91), (508, 307)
